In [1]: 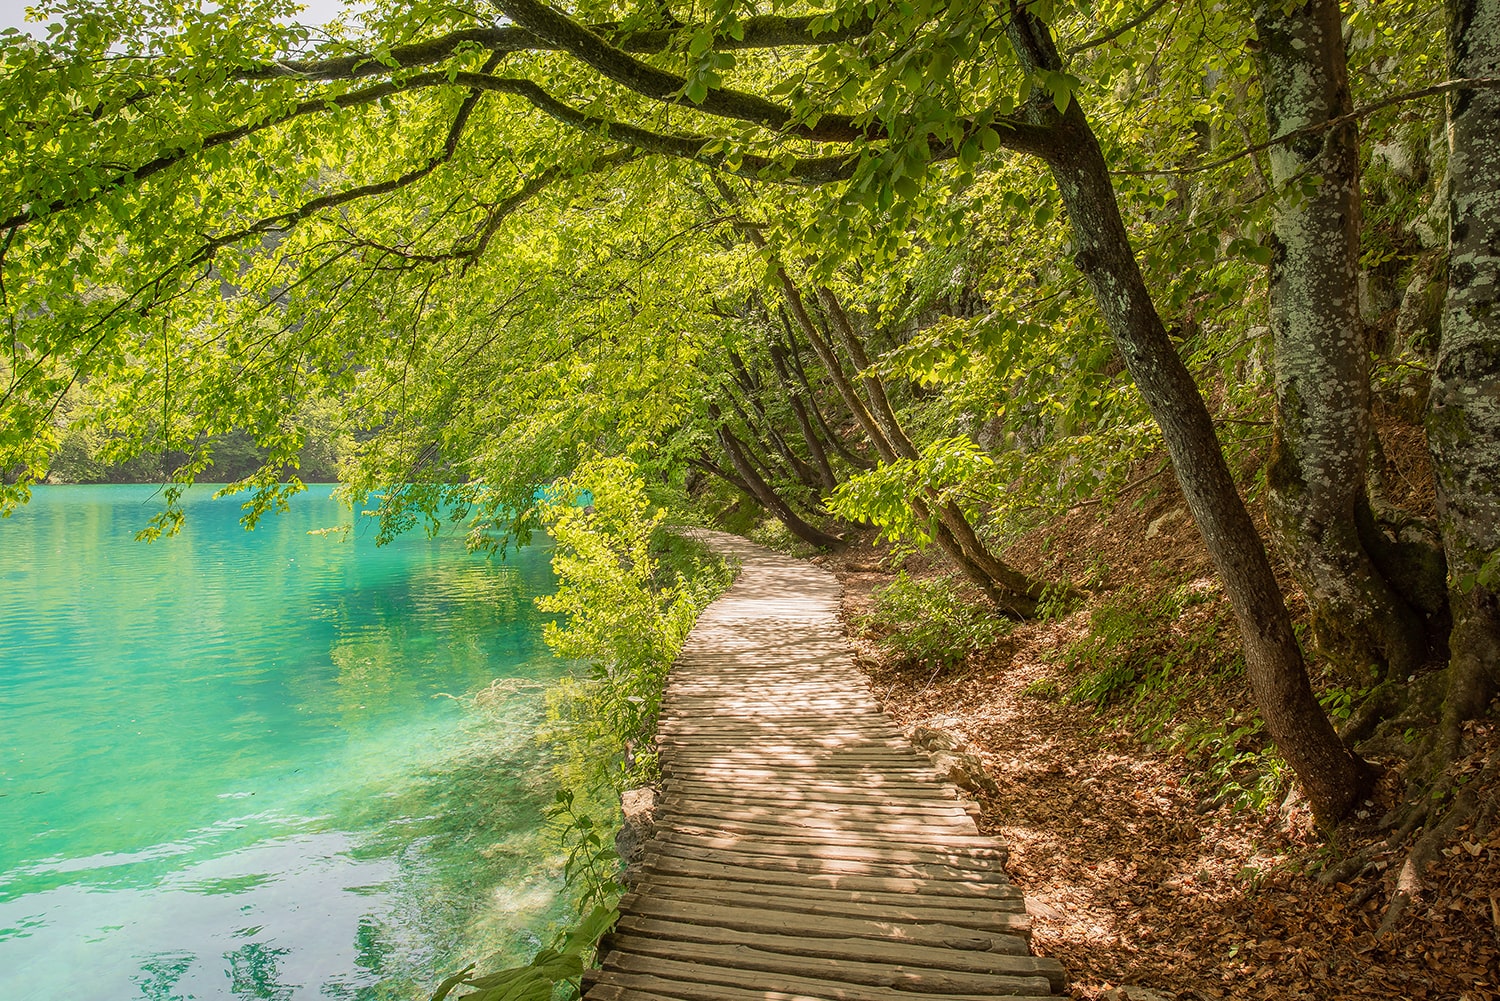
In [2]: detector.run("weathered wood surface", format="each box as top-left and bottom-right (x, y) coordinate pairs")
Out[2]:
(584, 531), (1066, 999)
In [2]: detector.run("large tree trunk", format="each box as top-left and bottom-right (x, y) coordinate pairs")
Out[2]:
(1428, 0), (1500, 752)
(1255, 0), (1426, 677)
(1006, 2), (1371, 822)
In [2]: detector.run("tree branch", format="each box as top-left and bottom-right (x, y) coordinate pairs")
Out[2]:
(452, 73), (870, 181)
(3, 74), (454, 234)
(338, 149), (639, 269)
(488, 0), (875, 142)
(1116, 76), (1500, 177)
(186, 66), (492, 271)
(245, 13), (877, 82)
(1065, 0), (1173, 56)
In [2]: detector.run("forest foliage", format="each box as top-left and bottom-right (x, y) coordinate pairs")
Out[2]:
(0, 0), (1495, 901)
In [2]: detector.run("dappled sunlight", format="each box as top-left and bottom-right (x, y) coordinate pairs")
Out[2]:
(591, 531), (1064, 998)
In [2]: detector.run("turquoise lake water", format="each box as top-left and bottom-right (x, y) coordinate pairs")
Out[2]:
(0, 485), (573, 1000)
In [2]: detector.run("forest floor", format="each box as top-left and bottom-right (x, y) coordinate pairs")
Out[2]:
(812, 469), (1500, 1001)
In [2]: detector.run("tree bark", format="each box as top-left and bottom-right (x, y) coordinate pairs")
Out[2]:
(1255, 0), (1426, 677)
(690, 453), (757, 498)
(814, 285), (1049, 606)
(777, 309), (877, 471)
(711, 407), (845, 549)
(723, 367), (824, 494)
(1429, 0), (1500, 751)
(815, 288), (921, 460)
(768, 341), (840, 491)
(1006, 2), (1371, 822)
(773, 262), (1037, 609)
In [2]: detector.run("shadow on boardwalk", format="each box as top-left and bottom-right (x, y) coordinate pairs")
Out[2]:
(584, 531), (1067, 1000)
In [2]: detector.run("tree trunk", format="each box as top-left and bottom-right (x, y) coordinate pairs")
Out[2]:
(814, 284), (1049, 607)
(690, 453), (757, 498)
(768, 341), (840, 491)
(815, 288), (921, 460)
(775, 262), (1038, 609)
(777, 308), (877, 471)
(1255, 0), (1426, 677)
(1006, 2), (1371, 822)
(1429, 0), (1500, 751)
(723, 371), (824, 494)
(711, 408), (845, 549)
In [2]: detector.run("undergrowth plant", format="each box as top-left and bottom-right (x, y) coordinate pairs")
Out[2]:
(857, 572), (1010, 671)
(430, 456), (733, 1000)
(1060, 583), (1291, 812)
(537, 456), (734, 800)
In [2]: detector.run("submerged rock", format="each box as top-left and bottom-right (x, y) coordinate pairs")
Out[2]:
(614, 785), (658, 879)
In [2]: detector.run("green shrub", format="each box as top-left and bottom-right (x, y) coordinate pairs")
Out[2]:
(1060, 583), (1289, 812)
(533, 456), (733, 914)
(1062, 583), (1219, 711)
(858, 572), (1009, 670)
(1178, 716), (1290, 813)
(537, 457), (732, 793)
(1021, 677), (1060, 700)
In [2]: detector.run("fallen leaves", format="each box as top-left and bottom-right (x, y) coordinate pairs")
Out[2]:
(829, 534), (1500, 1001)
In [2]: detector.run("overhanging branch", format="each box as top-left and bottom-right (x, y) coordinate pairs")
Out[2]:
(488, 0), (875, 142)
(1116, 76), (1500, 177)
(245, 13), (877, 82)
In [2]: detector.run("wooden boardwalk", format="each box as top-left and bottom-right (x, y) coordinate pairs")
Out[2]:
(584, 532), (1066, 1001)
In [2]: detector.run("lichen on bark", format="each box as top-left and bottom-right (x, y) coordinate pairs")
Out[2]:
(1256, 0), (1427, 677)
(1427, 0), (1500, 752)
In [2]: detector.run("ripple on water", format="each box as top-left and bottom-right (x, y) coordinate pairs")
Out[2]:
(0, 485), (574, 1000)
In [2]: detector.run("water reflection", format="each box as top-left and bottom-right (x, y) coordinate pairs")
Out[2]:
(0, 486), (571, 1000)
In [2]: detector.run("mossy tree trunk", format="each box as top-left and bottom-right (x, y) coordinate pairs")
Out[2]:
(1428, 0), (1500, 751)
(1255, 0), (1427, 679)
(1005, 1), (1372, 823)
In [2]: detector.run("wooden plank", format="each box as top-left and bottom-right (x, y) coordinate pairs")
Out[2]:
(654, 832), (1011, 872)
(662, 778), (966, 803)
(659, 807), (978, 830)
(597, 954), (1054, 999)
(660, 711), (894, 729)
(660, 789), (978, 816)
(644, 842), (1011, 883)
(606, 935), (1061, 994)
(611, 916), (1065, 989)
(634, 871), (1024, 911)
(660, 737), (922, 751)
(655, 808), (982, 838)
(659, 792), (970, 820)
(628, 882), (1029, 932)
(637, 855), (1023, 902)
(668, 819), (1007, 854)
(663, 770), (949, 788)
(660, 738), (920, 751)
(662, 758), (934, 772)
(657, 729), (900, 744)
(617, 895), (1031, 950)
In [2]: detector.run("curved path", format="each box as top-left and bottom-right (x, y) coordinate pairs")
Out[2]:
(584, 532), (1066, 1000)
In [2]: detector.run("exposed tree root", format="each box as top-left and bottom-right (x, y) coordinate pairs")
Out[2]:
(1373, 744), (1499, 937)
